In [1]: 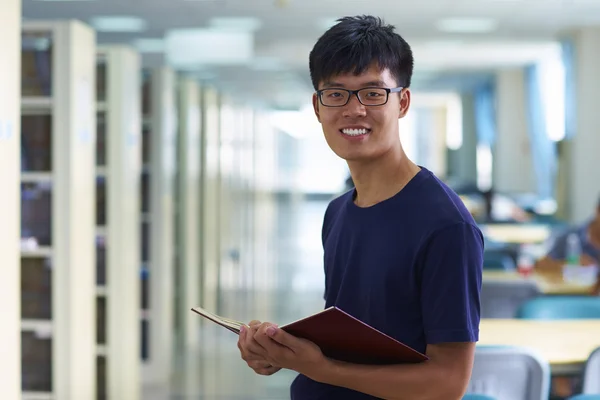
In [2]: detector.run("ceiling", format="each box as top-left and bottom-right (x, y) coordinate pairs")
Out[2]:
(22, 0), (600, 109)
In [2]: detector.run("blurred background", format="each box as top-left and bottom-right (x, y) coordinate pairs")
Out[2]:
(2, 0), (600, 399)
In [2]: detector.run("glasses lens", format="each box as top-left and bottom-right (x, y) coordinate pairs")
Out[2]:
(320, 89), (349, 106)
(358, 88), (388, 105)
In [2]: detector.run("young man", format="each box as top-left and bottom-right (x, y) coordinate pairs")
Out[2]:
(237, 15), (484, 399)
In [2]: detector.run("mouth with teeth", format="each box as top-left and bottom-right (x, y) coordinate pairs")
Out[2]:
(340, 128), (371, 137)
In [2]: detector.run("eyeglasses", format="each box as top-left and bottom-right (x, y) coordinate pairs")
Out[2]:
(316, 87), (403, 107)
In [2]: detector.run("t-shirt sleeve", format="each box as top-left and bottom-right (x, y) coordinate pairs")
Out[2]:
(420, 222), (484, 344)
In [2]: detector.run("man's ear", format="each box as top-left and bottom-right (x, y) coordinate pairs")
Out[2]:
(398, 89), (411, 119)
(312, 93), (321, 123)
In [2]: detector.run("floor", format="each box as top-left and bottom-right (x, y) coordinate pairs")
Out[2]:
(143, 195), (332, 399)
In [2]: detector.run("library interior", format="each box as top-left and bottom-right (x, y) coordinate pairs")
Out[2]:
(2, 0), (600, 399)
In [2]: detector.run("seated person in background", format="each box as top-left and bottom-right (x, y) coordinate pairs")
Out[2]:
(535, 195), (600, 294)
(483, 188), (531, 223)
(536, 196), (600, 398)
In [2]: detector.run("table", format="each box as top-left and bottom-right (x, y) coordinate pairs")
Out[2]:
(483, 270), (595, 296)
(481, 224), (551, 244)
(479, 319), (600, 373)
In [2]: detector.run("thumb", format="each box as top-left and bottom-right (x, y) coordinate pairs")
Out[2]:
(266, 326), (300, 350)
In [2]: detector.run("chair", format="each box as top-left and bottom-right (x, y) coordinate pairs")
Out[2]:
(480, 280), (540, 318)
(467, 346), (551, 400)
(516, 296), (600, 320)
(463, 395), (497, 400)
(582, 346), (600, 394)
(483, 251), (517, 271)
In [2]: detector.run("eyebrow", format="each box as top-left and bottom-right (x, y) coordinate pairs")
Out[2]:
(321, 80), (388, 88)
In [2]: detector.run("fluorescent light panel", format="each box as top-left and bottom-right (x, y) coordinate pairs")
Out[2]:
(90, 16), (147, 32)
(249, 57), (285, 71)
(132, 38), (165, 53)
(316, 17), (340, 31)
(208, 17), (262, 32)
(436, 18), (498, 33)
(165, 28), (253, 67)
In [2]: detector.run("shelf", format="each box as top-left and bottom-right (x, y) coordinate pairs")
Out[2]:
(21, 319), (52, 338)
(21, 172), (52, 183)
(20, 246), (52, 258)
(95, 226), (107, 237)
(22, 392), (53, 400)
(96, 344), (107, 357)
(96, 286), (107, 297)
(21, 97), (52, 112)
(96, 167), (107, 177)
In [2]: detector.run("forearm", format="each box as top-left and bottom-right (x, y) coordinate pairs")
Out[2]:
(312, 358), (466, 400)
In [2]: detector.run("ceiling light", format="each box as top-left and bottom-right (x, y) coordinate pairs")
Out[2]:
(436, 18), (498, 33)
(132, 38), (164, 53)
(316, 17), (340, 31)
(208, 17), (262, 32)
(422, 40), (464, 49)
(249, 57), (286, 71)
(90, 16), (147, 32)
(165, 29), (253, 67)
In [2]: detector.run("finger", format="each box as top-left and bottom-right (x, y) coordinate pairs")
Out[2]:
(254, 365), (280, 376)
(262, 325), (303, 351)
(248, 359), (273, 369)
(249, 320), (262, 327)
(254, 324), (292, 356)
(244, 324), (268, 357)
(237, 325), (246, 351)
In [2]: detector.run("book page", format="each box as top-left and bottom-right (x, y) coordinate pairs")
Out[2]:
(191, 307), (244, 334)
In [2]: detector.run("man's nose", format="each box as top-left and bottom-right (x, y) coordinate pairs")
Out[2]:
(342, 94), (367, 118)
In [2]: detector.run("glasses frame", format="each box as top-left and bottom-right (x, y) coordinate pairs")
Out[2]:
(316, 86), (404, 107)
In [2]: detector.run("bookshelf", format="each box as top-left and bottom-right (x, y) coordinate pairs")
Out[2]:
(140, 67), (177, 384)
(200, 87), (221, 313)
(0, 2), (21, 399)
(175, 77), (201, 349)
(95, 45), (142, 400)
(20, 21), (96, 400)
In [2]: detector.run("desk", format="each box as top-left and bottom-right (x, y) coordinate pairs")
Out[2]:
(483, 270), (594, 296)
(481, 224), (551, 244)
(479, 319), (600, 373)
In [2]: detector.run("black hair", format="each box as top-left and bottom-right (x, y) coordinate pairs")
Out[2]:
(309, 15), (414, 91)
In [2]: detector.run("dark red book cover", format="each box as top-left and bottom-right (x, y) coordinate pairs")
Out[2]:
(280, 306), (428, 365)
(192, 305), (428, 365)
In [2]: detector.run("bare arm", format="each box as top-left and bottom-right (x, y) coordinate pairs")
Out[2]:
(253, 322), (475, 400)
(312, 342), (475, 400)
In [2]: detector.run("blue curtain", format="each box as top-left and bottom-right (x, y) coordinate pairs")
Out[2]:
(524, 64), (557, 200)
(473, 81), (496, 146)
(561, 38), (576, 139)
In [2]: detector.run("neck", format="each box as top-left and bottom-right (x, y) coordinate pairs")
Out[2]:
(348, 143), (420, 208)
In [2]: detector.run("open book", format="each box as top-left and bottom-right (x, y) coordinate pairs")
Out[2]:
(191, 305), (428, 365)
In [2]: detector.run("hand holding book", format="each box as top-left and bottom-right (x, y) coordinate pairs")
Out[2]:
(191, 306), (427, 367)
(240, 321), (328, 381)
(237, 320), (281, 376)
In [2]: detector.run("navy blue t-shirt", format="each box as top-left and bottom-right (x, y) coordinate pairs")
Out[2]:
(290, 167), (484, 400)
